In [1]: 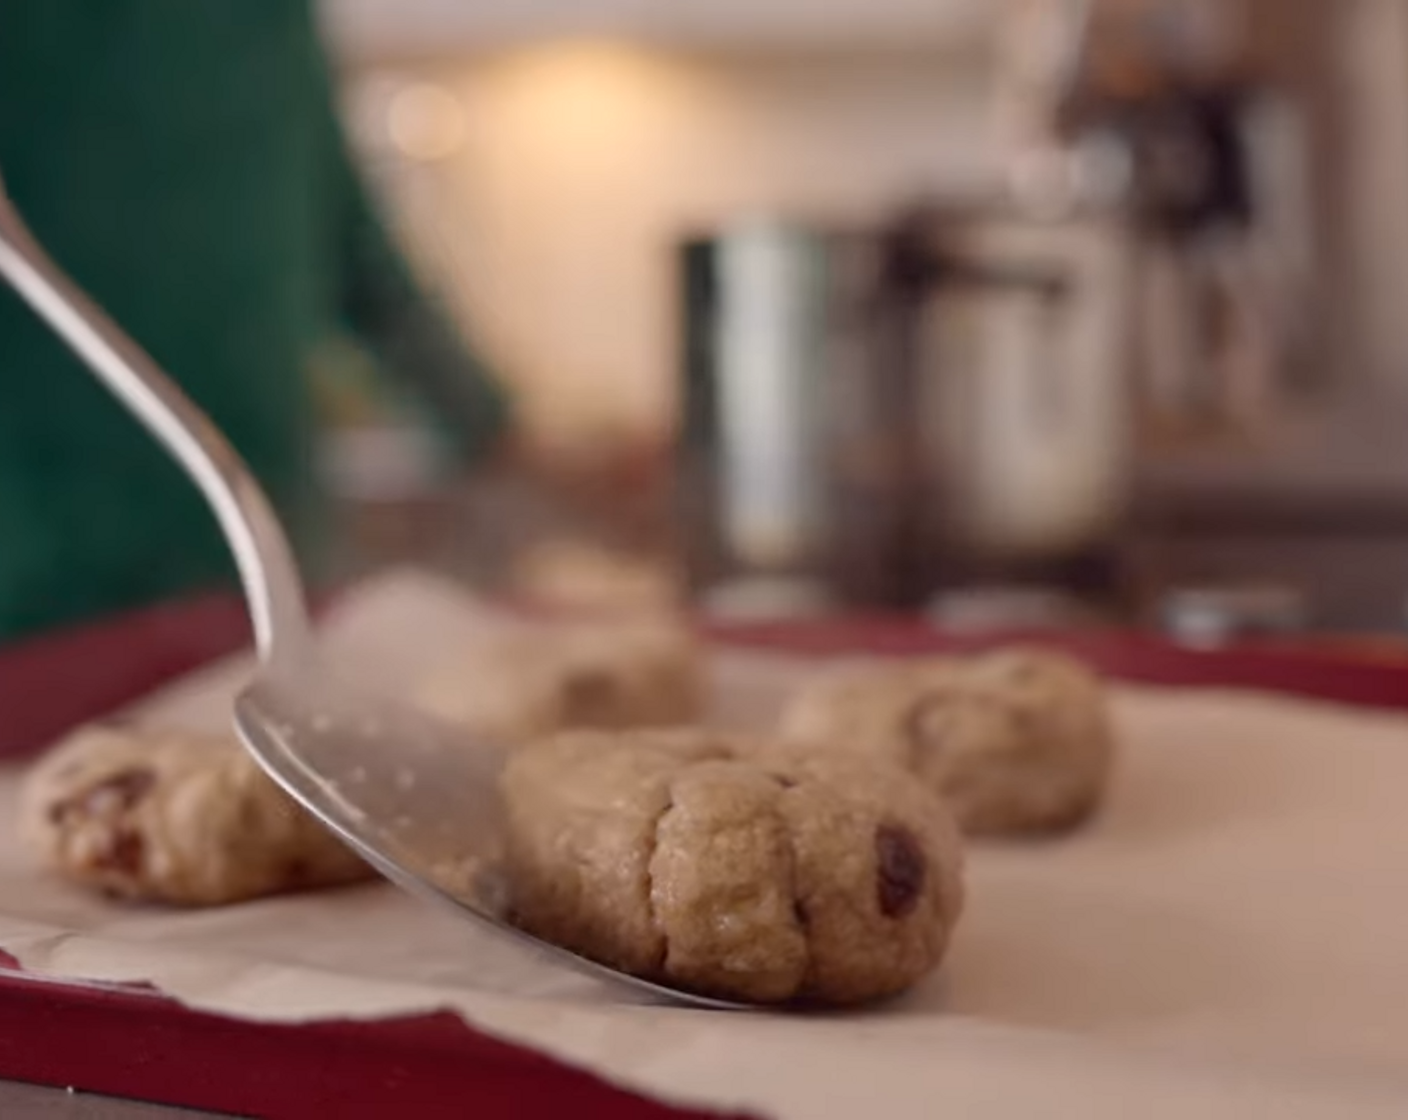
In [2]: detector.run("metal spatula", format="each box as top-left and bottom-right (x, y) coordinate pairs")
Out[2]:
(0, 178), (741, 1010)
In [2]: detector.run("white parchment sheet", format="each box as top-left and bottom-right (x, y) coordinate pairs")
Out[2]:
(3, 571), (1408, 1119)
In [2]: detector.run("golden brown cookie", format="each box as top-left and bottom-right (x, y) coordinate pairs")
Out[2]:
(20, 724), (372, 905)
(416, 618), (704, 746)
(780, 648), (1114, 836)
(510, 540), (682, 614)
(500, 729), (965, 1005)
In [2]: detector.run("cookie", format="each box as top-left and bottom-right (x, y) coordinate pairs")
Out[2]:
(20, 723), (373, 905)
(500, 729), (965, 1005)
(510, 540), (682, 614)
(780, 648), (1114, 836)
(416, 618), (704, 746)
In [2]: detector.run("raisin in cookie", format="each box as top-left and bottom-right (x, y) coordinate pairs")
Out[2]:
(416, 618), (704, 746)
(780, 648), (1114, 836)
(20, 723), (373, 905)
(500, 729), (965, 1005)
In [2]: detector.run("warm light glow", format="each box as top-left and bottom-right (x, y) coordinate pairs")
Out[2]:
(475, 40), (710, 154)
(362, 42), (997, 452)
(387, 82), (467, 162)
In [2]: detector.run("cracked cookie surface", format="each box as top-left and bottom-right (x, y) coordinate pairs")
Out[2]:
(416, 618), (704, 746)
(21, 724), (373, 905)
(780, 648), (1114, 836)
(500, 729), (965, 1005)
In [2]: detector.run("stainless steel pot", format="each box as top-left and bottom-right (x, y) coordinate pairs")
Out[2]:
(676, 205), (1137, 612)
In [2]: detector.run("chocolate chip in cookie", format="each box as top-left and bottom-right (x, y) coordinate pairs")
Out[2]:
(875, 823), (927, 919)
(560, 668), (619, 720)
(93, 827), (146, 875)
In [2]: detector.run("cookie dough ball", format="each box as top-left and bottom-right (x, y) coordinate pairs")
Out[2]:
(416, 618), (704, 746)
(20, 724), (373, 905)
(510, 539), (682, 615)
(501, 729), (965, 1005)
(780, 648), (1114, 836)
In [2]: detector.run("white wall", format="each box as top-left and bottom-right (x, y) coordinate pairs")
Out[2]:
(322, 0), (992, 56)
(346, 44), (997, 451)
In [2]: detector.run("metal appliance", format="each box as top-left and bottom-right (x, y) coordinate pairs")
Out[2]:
(676, 205), (1133, 615)
(678, 0), (1408, 625)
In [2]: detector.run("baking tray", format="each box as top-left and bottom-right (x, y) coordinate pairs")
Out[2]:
(2, 594), (1406, 1119)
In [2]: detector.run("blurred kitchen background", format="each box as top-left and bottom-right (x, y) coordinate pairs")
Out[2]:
(313, 0), (1408, 641)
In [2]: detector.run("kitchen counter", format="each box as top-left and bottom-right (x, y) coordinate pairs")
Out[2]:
(1138, 396), (1408, 519)
(1130, 396), (1408, 632)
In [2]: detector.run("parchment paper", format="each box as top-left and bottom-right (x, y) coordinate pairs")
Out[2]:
(4, 570), (1408, 1118)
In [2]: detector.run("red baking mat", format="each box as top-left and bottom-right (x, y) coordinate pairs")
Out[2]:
(0, 951), (733, 1120)
(1, 597), (1406, 1119)
(705, 615), (1408, 712)
(0, 594), (254, 759)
